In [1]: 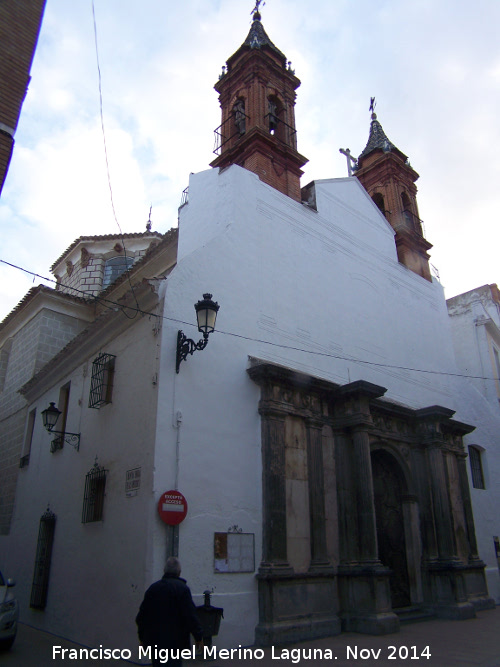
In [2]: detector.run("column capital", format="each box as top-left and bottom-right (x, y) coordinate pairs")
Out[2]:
(258, 401), (288, 420)
(304, 415), (325, 430)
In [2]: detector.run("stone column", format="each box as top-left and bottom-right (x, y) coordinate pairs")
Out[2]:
(411, 447), (439, 561)
(427, 445), (456, 560)
(305, 418), (331, 571)
(259, 406), (292, 572)
(334, 429), (358, 564)
(352, 425), (378, 563)
(456, 452), (495, 610)
(402, 495), (423, 604)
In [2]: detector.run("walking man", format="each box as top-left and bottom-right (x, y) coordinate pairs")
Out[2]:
(136, 557), (203, 666)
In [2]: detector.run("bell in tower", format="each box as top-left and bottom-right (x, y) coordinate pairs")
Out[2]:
(355, 102), (433, 282)
(210, 3), (308, 202)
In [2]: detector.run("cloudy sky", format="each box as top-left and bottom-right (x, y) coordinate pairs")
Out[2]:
(1, 0), (499, 319)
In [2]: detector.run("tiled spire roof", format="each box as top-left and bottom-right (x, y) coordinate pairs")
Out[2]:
(242, 10), (286, 62)
(358, 112), (406, 163)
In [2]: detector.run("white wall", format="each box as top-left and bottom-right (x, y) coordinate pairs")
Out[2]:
(154, 164), (471, 648)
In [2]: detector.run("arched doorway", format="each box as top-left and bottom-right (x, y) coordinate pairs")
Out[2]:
(371, 449), (411, 608)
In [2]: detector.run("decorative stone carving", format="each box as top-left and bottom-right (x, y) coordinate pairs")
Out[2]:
(80, 247), (90, 268)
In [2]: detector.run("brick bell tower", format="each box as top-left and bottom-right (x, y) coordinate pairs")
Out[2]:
(210, 4), (308, 202)
(355, 106), (433, 282)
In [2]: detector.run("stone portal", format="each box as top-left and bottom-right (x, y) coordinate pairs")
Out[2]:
(248, 361), (495, 645)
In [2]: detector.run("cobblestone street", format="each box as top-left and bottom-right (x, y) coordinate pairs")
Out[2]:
(2, 607), (499, 667)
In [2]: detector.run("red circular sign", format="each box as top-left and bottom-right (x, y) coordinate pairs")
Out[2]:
(158, 490), (188, 525)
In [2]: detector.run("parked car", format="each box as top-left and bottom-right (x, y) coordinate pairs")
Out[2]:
(0, 570), (18, 650)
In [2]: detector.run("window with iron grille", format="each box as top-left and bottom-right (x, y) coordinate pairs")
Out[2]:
(30, 508), (56, 609)
(468, 445), (485, 489)
(102, 256), (134, 289)
(82, 461), (108, 523)
(88, 353), (115, 409)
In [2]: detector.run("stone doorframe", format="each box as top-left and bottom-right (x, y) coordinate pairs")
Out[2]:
(248, 360), (494, 645)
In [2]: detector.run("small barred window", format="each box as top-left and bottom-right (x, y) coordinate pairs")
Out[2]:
(30, 508), (56, 609)
(82, 461), (108, 523)
(102, 256), (134, 289)
(88, 353), (115, 409)
(468, 446), (485, 490)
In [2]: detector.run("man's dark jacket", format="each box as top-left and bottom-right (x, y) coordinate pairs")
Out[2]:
(136, 573), (203, 649)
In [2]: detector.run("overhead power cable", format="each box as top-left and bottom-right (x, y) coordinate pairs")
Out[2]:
(1, 257), (499, 384)
(91, 0), (140, 317)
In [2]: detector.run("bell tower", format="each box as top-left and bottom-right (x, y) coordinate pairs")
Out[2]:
(355, 106), (433, 282)
(210, 5), (308, 202)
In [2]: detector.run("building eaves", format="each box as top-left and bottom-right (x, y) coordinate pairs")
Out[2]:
(50, 230), (166, 272)
(0, 284), (89, 332)
(94, 227), (178, 304)
(2, 229), (177, 334)
(19, 278), (160, 400)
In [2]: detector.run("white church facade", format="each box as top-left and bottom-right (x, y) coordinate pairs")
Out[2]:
(0, 6), (498, 654)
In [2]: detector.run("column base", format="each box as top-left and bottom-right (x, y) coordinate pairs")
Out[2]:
(341, 612), (400, 635)
(308, 560), (336, 575)
(424, 559), (490, 619)
(464, 559), (496, 611)
(255, 616), (342, 646)
(432, 601), (476, 620)
(255, 571), (340, 646)
(338, 563), (400, 635)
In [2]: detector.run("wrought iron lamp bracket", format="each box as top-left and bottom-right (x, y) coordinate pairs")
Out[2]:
(176, 330), (209, 373)
(48, 429), (81, 451)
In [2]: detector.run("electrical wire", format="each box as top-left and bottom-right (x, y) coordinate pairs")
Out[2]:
(1, 257), (498, 384)
(91, 0), (140, 317)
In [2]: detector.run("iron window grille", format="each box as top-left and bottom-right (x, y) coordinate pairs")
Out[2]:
(30, 507), (56, 610)
(213, 109), (250, 155)
(82, 461), (108, 523)
(468, 446), (485, 489)
(88, 353), (116, 409)
(102, 256), (134, 289)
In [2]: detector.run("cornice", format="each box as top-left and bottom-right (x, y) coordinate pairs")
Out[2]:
(50, 230), (166, 273)
(0, 286), (93, 344)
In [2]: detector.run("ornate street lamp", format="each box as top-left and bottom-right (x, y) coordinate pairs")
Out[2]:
(41, 402), (80, 450)
(176, 294), (220, 373)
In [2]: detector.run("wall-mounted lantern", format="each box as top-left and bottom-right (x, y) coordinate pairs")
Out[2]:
(176, 294), (220, 373)
(41, 402), (80, 451)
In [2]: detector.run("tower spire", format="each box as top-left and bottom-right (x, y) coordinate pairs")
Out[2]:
(355, 101), (433, 281)
(210, 10), (308, 201)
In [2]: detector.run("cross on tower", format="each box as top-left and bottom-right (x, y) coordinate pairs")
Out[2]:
(251, 0), (264, 17)
(339, 148), (357, 177)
